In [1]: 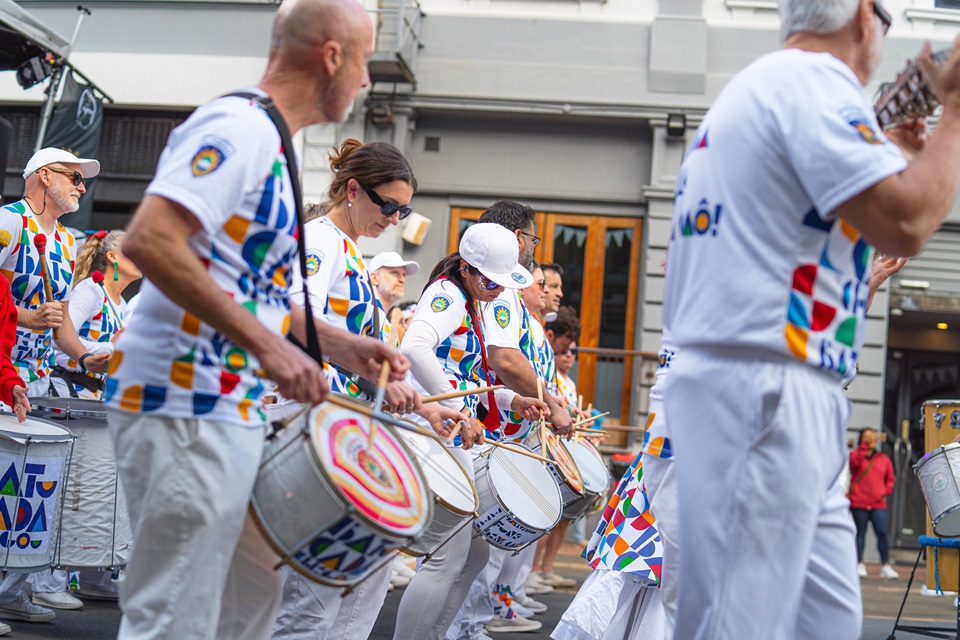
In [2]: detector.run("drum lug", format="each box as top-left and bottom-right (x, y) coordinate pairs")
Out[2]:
(936, 412), (946, 429)
(951, 411), (960, 429)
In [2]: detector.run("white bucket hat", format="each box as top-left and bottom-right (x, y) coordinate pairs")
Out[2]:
(459, 223), (533, 289)
(23, 148), (100, 180)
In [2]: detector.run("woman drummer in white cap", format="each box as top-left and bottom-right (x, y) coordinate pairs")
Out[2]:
(392, 222), (547, 640)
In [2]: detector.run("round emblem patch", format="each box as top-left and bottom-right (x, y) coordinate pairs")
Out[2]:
(511, 272), (526, 284)
(305, 250), (324, 277)
(191, 146), (226, 176)
(934, 472), (949, 493)
(493, 302), (511, 329)
(430, 294), (453, 313)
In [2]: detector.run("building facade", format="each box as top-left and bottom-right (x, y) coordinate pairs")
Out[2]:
(3, 0), (960, 541)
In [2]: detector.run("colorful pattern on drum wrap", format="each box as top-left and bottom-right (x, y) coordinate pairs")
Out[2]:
(293, 515), (399, 582)
(314, 409), (429, 536)
(583, 447), (663, 585)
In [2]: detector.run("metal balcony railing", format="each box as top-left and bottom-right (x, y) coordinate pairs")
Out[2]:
(368, 0), (422, 86)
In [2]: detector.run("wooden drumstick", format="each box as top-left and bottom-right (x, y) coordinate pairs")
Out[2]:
(421, 385), (504, 404)
(369, 322), (401, 448)
(444, 420), (463, 445)
(572, 411), (610, 429)
(33, 234), (59, 339)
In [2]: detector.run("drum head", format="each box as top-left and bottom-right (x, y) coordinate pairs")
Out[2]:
(562, 439), (609, 494)
(28, 397), (106, 420)
(398, 430), (477, 515)
(542, 431), (584, 494)
(309, 402), (430, 538)
(488, 445), (562, 529)
(0, 414), (75, 443)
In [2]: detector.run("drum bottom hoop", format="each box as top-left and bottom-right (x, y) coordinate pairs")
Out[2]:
(403, 505), (474, 557)
(933, 504), (960, 538)
(561, 489), (601, 521)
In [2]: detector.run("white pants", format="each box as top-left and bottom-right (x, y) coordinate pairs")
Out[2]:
(551, 569), (664, 640)
(446, 545), (508, 639)
(109, 410), (282, 640)
(271, 563), (392, 640)
(664, 348), (861, 640)
(393, 448), (490, 640)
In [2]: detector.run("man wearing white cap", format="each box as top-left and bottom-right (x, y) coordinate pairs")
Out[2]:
(368, 251), (418, 311)
(0, 148), (111, 626)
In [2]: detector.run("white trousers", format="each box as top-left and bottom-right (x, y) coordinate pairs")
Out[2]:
(664, 348), (861, 640)
(271, 563), (392, 640)
(393, 447), (490, 640)
(551, 569), (664, 640)
(109, 410), (282, 640)
(446, 545), (508, 640)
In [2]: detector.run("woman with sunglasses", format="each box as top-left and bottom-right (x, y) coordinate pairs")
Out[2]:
(51, 230), (142, 399)
(274, 139), (464, 640)
(392, 222), (546, 640)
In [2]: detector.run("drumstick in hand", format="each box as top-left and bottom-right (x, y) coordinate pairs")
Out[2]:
(369, 321), (401, 448)
(34, 234), (59, 339)
(421, 385), (504, 404)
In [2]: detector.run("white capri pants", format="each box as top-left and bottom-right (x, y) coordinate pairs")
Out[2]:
(663, 347), (861, 640)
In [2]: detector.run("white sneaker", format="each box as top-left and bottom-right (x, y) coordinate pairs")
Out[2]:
(514, 594), (547, 613)
(524, 574), (553, 595)
(509, 600), (534, 618)
(393, 555), (417, 579)
(0, 593), (55, 621)
(390, 571), (411, 588)
(538, 571), (577, 588)
(880, 563), (900, 580)
(857, 562), (867, 578)
(31, 591), (83, 610)
(486, 615), (542, 633)
(0, 622), (9, 635)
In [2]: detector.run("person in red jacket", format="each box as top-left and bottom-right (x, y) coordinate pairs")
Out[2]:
(0, 230), (29, 422)
(848, 428), (897, 579)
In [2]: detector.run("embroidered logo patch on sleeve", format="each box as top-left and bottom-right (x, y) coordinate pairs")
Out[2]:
(191, 136), (235, 176)
(430, 293), (453, 312)
(493, 301), (511, 328)
(305, 250), (325, 276)
(841, 108), (883, 145)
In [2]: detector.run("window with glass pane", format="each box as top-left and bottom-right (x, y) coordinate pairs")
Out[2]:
(551, 224), (588, 315)
(936, 0), (960, 8)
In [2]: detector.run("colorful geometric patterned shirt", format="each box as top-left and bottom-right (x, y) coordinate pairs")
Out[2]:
(0, 202), (75, 384)
(663, 50), (907, 378)
(54, 277), (126, 398)
(106, 91), (298, 426)
(480, 289), (541, 441)
(288, 216), (386, 400)
(641, 326), (675, 460)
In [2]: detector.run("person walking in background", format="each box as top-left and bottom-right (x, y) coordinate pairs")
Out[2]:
(369, 251), (418, 311)
(849, 428), (898, 580)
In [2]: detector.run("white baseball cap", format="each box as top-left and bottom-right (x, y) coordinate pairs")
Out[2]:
(459, 223), (533, 289)
(23, 148), (101, 180)
(368, 251), (419, 275)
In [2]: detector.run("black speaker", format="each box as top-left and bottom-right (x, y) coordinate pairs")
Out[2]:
(0, 117), (10, 198)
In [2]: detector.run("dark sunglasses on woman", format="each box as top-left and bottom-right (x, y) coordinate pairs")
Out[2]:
(361, 184), (413, 220)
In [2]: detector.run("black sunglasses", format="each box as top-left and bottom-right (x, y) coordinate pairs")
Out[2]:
(360, 184), (412, 220)
(42, 166), (83, 186)
(477, 273), (502, 291)
(561, 347), (578, 356)
(873, 1), (891, 36)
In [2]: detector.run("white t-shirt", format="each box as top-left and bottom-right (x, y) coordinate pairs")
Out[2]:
(288, 216), (385, 398)
(663, 49), (907, 378)
(0, 204), (76, 384)
(55, 276), (125, 367)
(642, 325), (675, 460)
(106, 90), (298, 426)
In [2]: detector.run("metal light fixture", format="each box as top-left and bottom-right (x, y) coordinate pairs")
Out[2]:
(15, 56), (53, 89)
(666, 113), (686, 139)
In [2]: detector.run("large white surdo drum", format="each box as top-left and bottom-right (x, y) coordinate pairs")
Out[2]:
(0, 413), (75, 573)
(251, 399), (432, 587)
(473, 443), (563, 551)
(560, 437), (612, 520)
(396, 428), (478, 557)
(29, 397), (132, 569)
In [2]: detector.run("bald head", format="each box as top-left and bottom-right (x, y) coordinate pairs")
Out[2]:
(271, 0), (368, 63)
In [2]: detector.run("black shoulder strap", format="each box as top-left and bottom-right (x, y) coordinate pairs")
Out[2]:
(226, 91), (324, 366)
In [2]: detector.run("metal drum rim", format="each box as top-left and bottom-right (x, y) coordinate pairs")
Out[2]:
(914, 442), (960, 473)
(0, 412), (77, 443)
(396, 428), (479, 518)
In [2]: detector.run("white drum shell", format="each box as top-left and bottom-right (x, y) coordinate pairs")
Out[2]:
(31, 399), (132, 569)
(397, 430), (477, 557)
(915, 442), (960, 537)
(473, 445), (562, 550)
(525, 429), (585, 514)
(0, 414), (74, 572)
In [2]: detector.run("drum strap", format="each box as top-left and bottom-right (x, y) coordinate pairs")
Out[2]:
(225, 91), (325, 369)
(465, 296), (501, 433)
